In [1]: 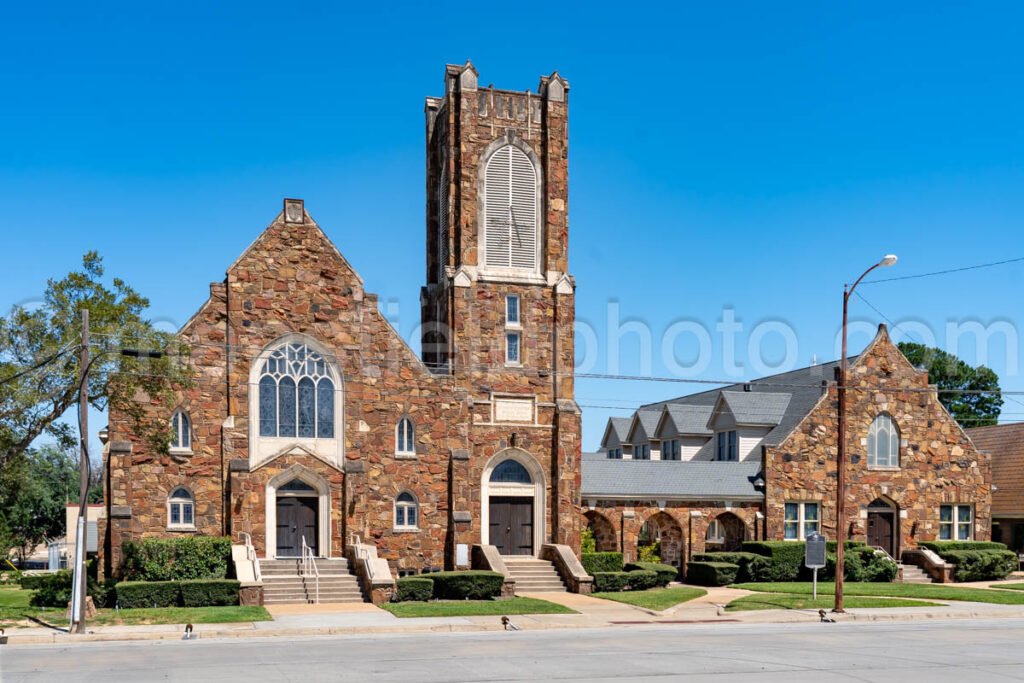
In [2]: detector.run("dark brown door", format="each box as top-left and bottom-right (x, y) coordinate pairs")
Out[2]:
(867, 511), (894, 556)
(489, 497), (534, 555)
(276, 496), (318, 557)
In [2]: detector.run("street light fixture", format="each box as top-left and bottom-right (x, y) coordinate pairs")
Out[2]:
(834, 254), (897, 613)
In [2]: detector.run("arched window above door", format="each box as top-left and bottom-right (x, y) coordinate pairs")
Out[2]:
(490, 459), (532, 484)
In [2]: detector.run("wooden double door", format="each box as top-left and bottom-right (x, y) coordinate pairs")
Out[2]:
(867, 510), (896, 557)
(276, 496), (318, 557)
(489, 496), (534, 556)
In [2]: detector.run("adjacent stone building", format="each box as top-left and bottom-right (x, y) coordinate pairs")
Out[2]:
(585, 325), (992, 567)
(101, 62), (582, 578)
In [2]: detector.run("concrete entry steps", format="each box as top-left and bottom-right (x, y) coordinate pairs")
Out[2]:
(504, 556), (567, 593)
(260, 558), (366, 604)
(898, 564), (934, 584)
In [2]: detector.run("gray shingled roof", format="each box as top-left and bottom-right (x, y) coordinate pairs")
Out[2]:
(662, 404), (714, 436)
(717, 391), (792, 427)
(603, 417), (631, 447)
(629, 408), (661, 443)
(641, 359), (845, 448)
(582, 459), (763, 500)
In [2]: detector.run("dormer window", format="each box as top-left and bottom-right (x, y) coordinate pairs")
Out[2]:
(634, 444), (651, 460)
(662, 439), (680, 461)
(607, 448), (622, 459)
(716, 431), (738, 461)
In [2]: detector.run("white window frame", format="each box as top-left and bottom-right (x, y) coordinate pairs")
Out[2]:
(716, 431), (738, 461)
(940, 504), (973, 541)
(167, 487), (195, 530)
(867, 413), (900, 468)
(395, 417), (416, 457)
(170, 409), (192, 454)
(505, 331), (522, 366)
(394, 491), (419, 531)
(784, 502), (820, 541)
(707, 518), (725, 543)
(506, 295), (521, 328)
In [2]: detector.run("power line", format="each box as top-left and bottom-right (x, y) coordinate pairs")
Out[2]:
(0, 345), (76, 387)
(863, 255), (1024, 284)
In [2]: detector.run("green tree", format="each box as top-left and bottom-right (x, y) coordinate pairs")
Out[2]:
(0, 444), (78, 563)
(898, 342), (1003, 428)
(0, 252), (192, 471)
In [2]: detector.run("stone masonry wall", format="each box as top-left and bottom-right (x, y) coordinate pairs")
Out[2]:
(765, 325), (992, 554)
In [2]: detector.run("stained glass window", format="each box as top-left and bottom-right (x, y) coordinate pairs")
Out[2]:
(258, 343), (336, 439)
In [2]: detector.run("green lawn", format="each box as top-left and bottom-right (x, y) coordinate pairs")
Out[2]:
(726, 593), (941, 612)
(91, 605), (271, 625)
(0, 583), (270, 627)
(593, 586), (706, 611)
(991, 583), (1024, 591)
(381, 597), (576, 618)
(733, 582), (1024, 605)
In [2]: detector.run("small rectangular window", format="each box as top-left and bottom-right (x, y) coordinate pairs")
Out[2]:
(506, 332), (521, 365)
(728, 431), (738, 460)
(170, 504), (181, 526)
(183, 504), (194, 526)
(941, 504), (973, 541)
(785, 502), (819, 540)
(506, 295), (520, 326)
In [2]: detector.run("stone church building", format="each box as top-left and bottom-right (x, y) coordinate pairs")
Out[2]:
(101, 62), (582, 579)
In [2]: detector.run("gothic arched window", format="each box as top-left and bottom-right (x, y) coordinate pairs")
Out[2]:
(483, 144), (538, 271)
(867, 413), (900, 468)
(258, 342), (335, 439)
(170, 409), (192, 452)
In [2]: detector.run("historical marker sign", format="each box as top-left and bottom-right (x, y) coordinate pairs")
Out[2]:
(805, 531), (827, 569)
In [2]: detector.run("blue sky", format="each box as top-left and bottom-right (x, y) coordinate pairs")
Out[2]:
(3, 1), (1023, 452)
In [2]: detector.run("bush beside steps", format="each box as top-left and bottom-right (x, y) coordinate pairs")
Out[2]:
(116, 580), (241, 608)
(394, 571), (504, 602)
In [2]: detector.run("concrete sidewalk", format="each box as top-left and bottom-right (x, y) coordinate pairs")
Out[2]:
(8, 586), (1024, 646)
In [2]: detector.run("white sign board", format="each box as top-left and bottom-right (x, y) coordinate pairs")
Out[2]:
(456, 543), (470, 567)
(494, 398), (533, 423)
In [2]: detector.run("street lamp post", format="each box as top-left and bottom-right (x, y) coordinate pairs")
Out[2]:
(834, 254), (897, 613)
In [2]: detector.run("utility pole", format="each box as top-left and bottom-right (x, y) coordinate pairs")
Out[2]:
(73, 308), (89, 633)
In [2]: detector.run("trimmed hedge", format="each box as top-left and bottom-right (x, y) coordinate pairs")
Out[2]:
(624, 562), (678, 587)
(739, 541), (884, 582)
(121, 537), (233, 581)
(692, 552), (769, 583)
(429, 571), (504, 600)
(592, 570), (659, 592)
(919, 541), (1008, 552)
(686, 561), (739, 587)
(26, 571), (117, 608)
(115, 580), (241, 608)
(179, 580), (240, 607)
(116, 581), (180, 608)
(581, 552), (623, 575)
(395, 577), (434, 602)
(938, 550), (1017, 581)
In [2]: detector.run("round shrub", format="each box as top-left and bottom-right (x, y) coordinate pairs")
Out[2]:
(625, 562), (677, 587)
(686, 561), (739, 586)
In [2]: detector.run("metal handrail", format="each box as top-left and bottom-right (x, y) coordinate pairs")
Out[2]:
(301, 536), (320, 604)
(869, 545), (898, 564)
(240, 532), (261, 583)
(352, 534), (374, 581)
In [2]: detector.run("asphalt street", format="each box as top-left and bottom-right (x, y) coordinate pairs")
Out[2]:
(4, 618), (1024, 682)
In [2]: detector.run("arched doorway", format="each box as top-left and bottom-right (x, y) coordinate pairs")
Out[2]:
(482, 449), (545, 556)
(639, 512), (684, 568)
(706, 512), (746, 552)
(866, 497), (898, 557)
(265, 465), (331, 559)
(584, 511), (618, 552)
